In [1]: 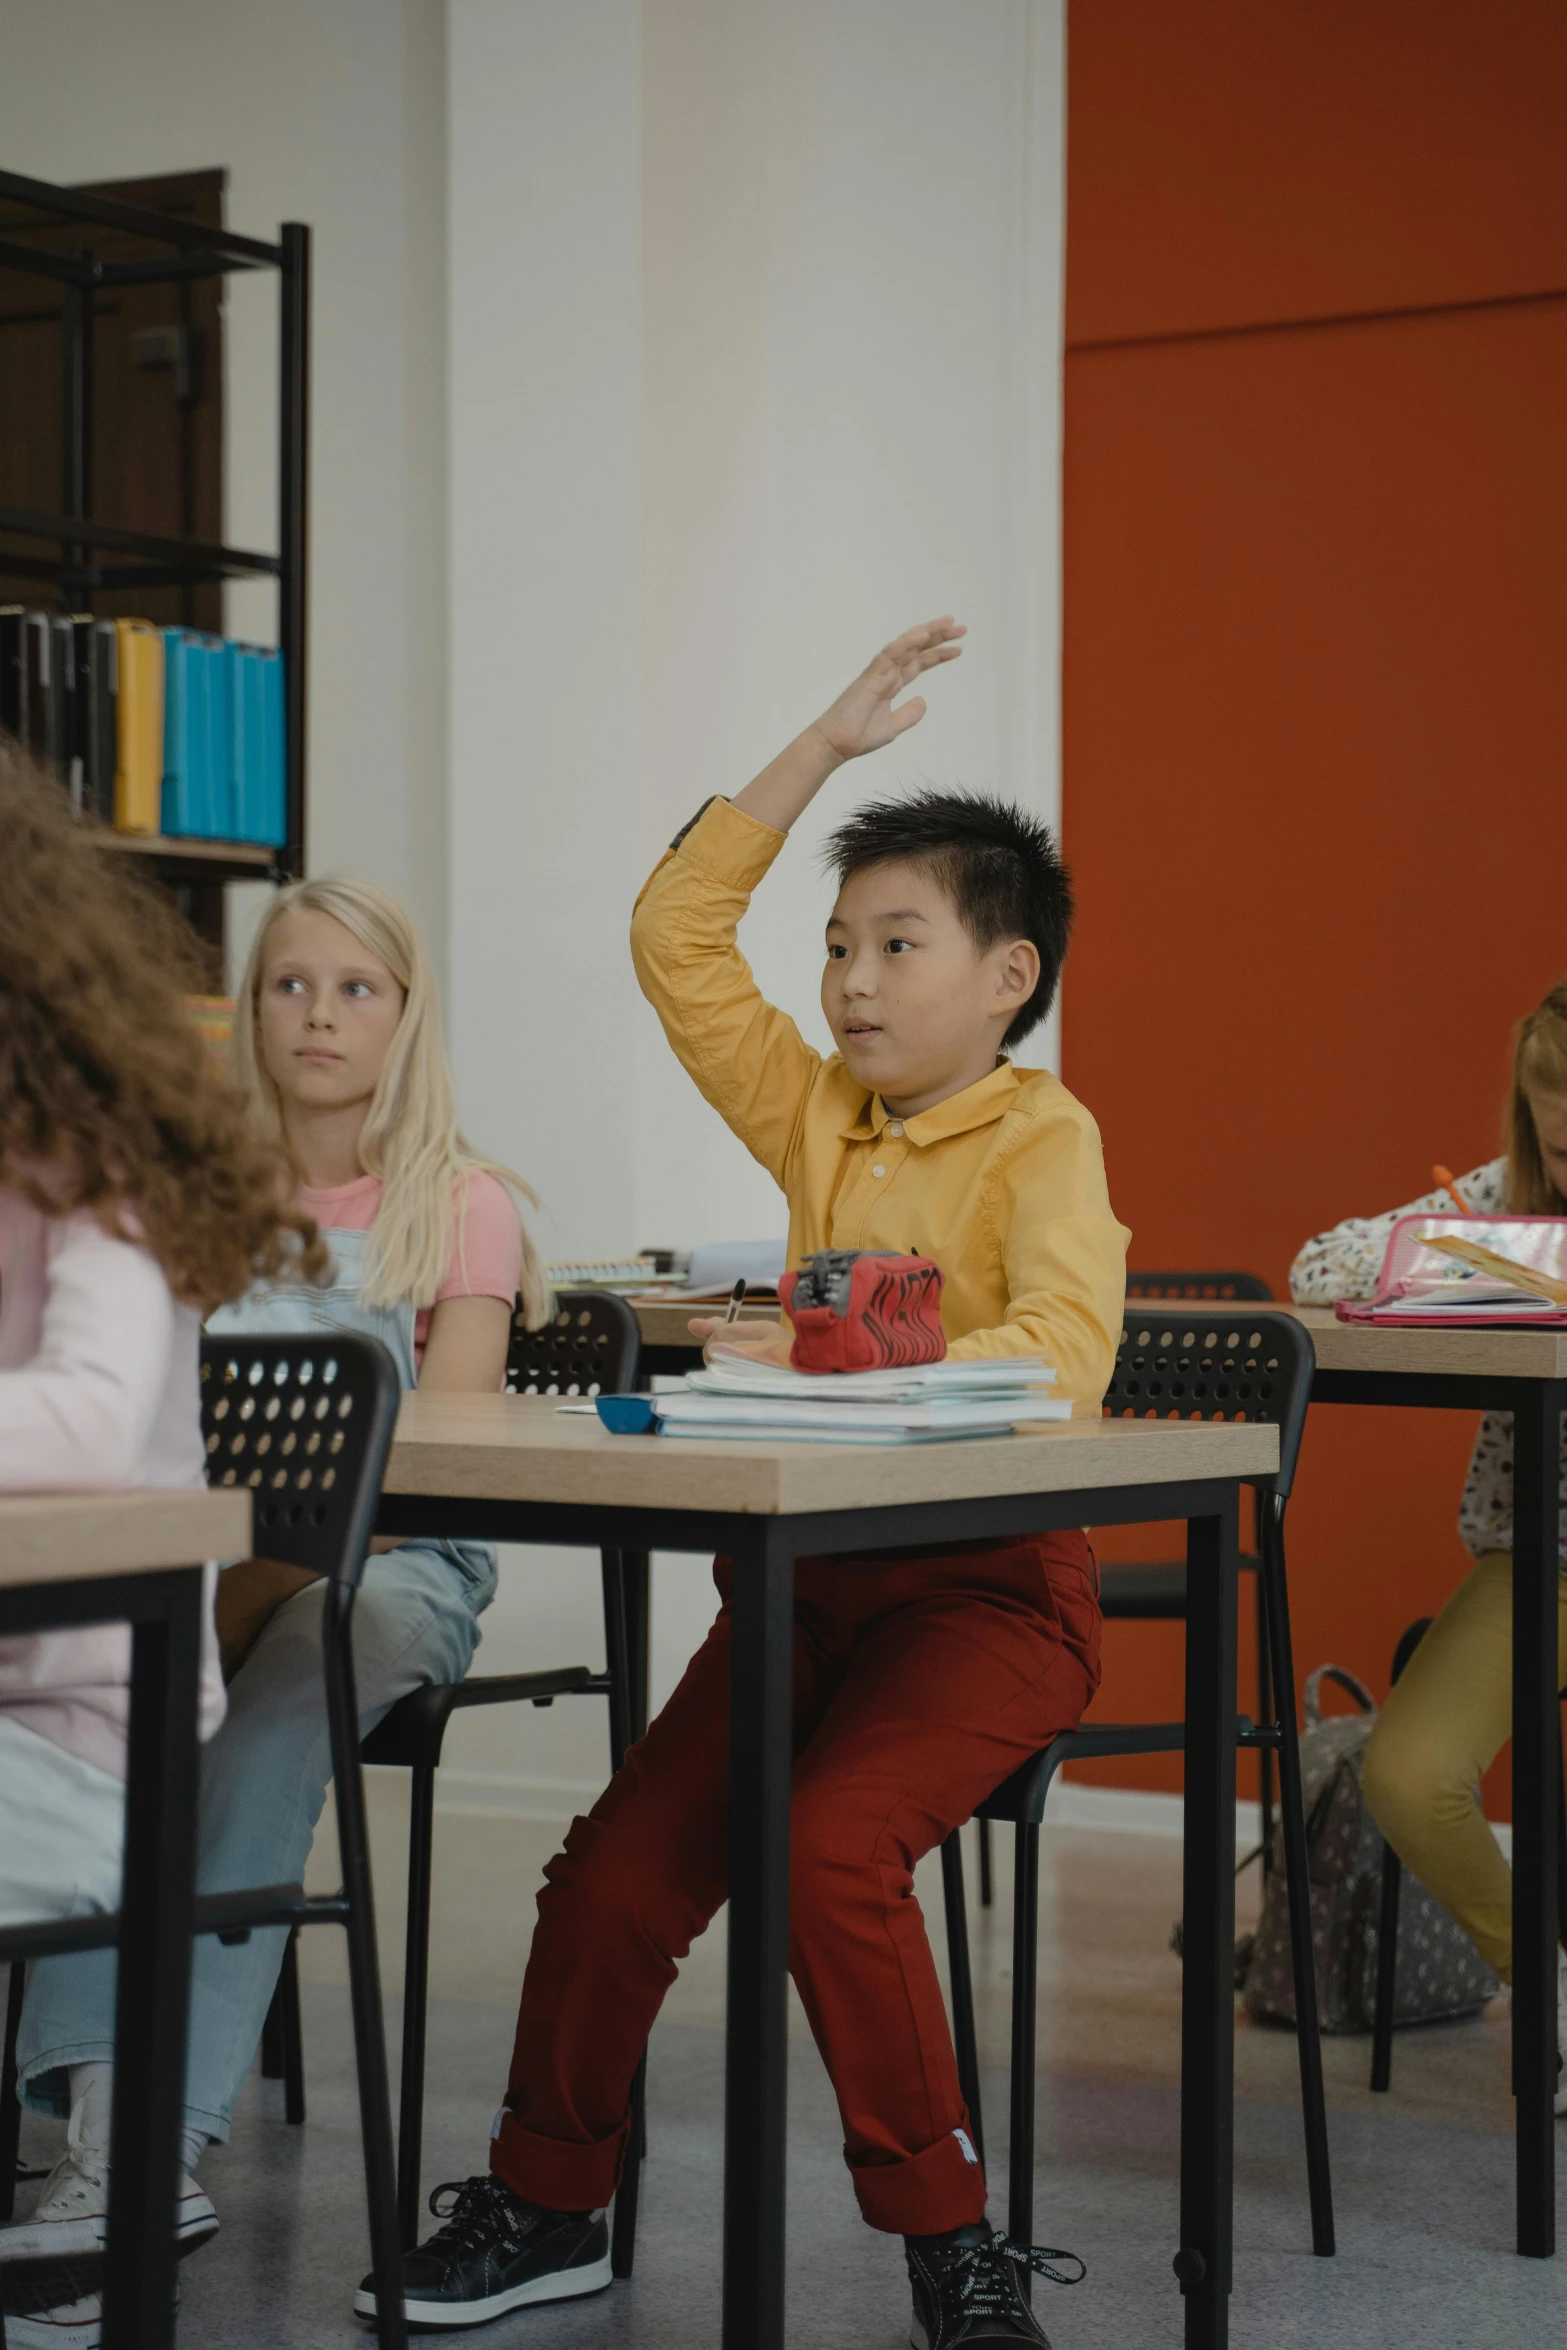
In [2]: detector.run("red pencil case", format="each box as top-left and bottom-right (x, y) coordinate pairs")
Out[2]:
(779, 1250), (947, 1373)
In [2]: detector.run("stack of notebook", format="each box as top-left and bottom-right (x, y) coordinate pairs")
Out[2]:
(0, 607), (286, 847)
(651, 1355), (1070, 1445)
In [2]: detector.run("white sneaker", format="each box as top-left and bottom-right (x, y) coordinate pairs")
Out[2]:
(1, 2272), (102, 2349)
(0, 2106), (216, 2264)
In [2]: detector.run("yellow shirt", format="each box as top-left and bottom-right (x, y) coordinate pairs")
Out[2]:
(630, 796), (1131, 1413)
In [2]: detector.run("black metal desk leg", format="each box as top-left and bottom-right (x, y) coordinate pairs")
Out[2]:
(1177, 1495), (1239, 2350)
(723, 1522), (795, 2350)
(101, 1568), (204, 2350)
(1510, 1381), (1563, 2259)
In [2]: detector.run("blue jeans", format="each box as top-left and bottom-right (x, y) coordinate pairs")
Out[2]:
(19, 1541), (484, 2141)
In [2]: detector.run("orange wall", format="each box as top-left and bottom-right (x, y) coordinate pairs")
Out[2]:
(1061, 3), (1567, 1806)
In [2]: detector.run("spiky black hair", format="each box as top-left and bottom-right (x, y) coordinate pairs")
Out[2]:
(821, 788), (1073, 1050)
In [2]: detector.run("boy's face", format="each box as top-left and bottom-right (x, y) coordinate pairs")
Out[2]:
(821, 859), (1040, 1118)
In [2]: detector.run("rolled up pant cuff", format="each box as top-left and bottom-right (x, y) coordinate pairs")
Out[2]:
(489, 2108), (625, 2214)
(850, 2121), (988, 2235)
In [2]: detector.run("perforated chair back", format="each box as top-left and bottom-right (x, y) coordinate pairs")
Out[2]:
(199, 1332), (402, 1586)
(1127, 1269), (1273, 1303)
(1106, 1307), (1314, 1498)
(505, 1289), (640, 1399)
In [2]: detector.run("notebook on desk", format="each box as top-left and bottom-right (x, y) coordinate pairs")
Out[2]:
(1336, 1214), (1567, 1327)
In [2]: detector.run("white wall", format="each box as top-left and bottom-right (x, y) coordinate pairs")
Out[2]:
(4, 0), (1066, 1818)
(442, 0), (1067, 1812)
(0, 0), (450, 974)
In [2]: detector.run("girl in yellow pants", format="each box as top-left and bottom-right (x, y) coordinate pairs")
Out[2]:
(1291, 978), (1567, 2110)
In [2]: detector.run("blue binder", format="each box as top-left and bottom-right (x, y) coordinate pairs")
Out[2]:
(161, 629), (209, 836)
(202, 635), (233, 839)
(231, 644), (286, 847)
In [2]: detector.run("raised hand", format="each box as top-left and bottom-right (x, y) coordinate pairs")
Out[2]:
(809, 617), (966, 765)
(731, 614), (966, 836)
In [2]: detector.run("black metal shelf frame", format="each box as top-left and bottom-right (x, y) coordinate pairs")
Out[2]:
(0, 165), (310, 880)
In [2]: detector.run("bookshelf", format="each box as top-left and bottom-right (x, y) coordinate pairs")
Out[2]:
(0, 166), (309, 900)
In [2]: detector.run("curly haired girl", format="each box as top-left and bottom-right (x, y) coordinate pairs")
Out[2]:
(9, 860), (546, 2324)
(0, 738), (324, 2328)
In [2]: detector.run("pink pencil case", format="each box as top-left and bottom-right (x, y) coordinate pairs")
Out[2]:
(1335, 1212), (1567, 1327)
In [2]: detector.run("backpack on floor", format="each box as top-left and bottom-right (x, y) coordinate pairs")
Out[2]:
(1242, 1664), (1501, 2033)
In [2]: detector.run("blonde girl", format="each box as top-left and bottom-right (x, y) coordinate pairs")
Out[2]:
(1289, 979), (1567, 2112)
(12, 875), (547, 2292)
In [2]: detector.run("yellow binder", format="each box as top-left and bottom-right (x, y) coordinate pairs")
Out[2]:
(114, 619), (164, 833)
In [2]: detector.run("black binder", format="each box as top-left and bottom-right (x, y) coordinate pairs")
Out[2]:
(52, 615), (83, 804)
(22, 612), (54, 766)
(0, 606), (22, 738)
(86, 618), (118, 820)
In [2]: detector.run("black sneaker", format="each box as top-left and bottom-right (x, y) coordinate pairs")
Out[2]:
(353, 2176), (611, 2328)
(905, 2223), (1085, 2347)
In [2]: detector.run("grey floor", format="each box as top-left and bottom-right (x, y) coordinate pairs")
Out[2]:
(9, 1796), (1566, 2347)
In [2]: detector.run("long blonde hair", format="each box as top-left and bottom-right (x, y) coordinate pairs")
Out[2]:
(234, 876), (550, 1324)
(1504, 977), (1567, 1215)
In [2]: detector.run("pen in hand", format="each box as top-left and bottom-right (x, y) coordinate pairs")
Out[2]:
(724, 1278), (748, 1324)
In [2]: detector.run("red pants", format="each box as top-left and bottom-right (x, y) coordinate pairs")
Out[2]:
(490, 1532), (1100, 2236)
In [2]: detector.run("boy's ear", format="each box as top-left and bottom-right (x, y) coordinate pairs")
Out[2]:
(993, 937), (1040, 1013)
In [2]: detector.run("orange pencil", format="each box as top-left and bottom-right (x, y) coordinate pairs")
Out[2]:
(1432, 1164), (1473, 1217)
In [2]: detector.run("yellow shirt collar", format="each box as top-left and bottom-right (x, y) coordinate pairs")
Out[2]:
(839, 1061), (1025, 1147)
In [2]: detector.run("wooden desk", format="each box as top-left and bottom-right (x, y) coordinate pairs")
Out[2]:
(1125, 1298), (1567, 2256)
(0, 1486), (249, 2350)
(382, 1395), (1275, 2350)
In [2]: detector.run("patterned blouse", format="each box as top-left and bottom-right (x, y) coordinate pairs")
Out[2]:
(1289, 1158), (1567, 1568)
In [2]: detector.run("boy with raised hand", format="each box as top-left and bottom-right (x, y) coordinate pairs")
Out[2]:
(365, 620), (1129, 2348)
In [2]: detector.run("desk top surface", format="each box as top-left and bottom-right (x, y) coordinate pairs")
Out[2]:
(387, 1391), (1276, 1516)
(1125, 1299), (1567, 1382)
(0, 1487), (251, 1590)
(636, 1297), (1567, 1383)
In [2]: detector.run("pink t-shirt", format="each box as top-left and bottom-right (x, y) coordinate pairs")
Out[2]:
(296, 1170), (523, 1363)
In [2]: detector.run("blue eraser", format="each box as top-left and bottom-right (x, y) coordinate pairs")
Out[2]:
(595, 1394), (658, 1435)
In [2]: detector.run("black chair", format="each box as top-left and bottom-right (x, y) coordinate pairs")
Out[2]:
(259, 1291), (653, 2268)
(1369, 1615), (1567, 2093)
(974, 1271), (1277, 1913)
(0, 1332), (410, 2349)
(942, 1308), (1335, 2278)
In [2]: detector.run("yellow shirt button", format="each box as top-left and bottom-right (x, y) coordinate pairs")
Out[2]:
(888, 1122), (904, 1138)
(872, 1164), (887, 1178)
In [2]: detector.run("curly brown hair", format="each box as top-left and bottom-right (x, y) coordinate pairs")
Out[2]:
(0, 739), (328, 1309)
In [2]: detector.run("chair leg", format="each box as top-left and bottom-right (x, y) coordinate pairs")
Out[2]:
(611, 2049), (647, 2279)
(261, 1969), (286, 2080)
(1007, 1823), (1041, 2289)
(978, 1815), (994, 1908)
(322, 1595), (407, 2350)
(277, 1930), (305, 2125)
(1369, 1847), (1402, 2094)
(939, 1831), (985, 2176)
(1260, 1496), (1335, 2256)
(1255, 1570), (1275, 1881)
(1, 1961), (23, 2224)
(397, 1764), (438, 2249)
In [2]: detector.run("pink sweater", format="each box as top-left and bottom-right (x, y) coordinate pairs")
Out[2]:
(0, 1190), (225, 1777)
